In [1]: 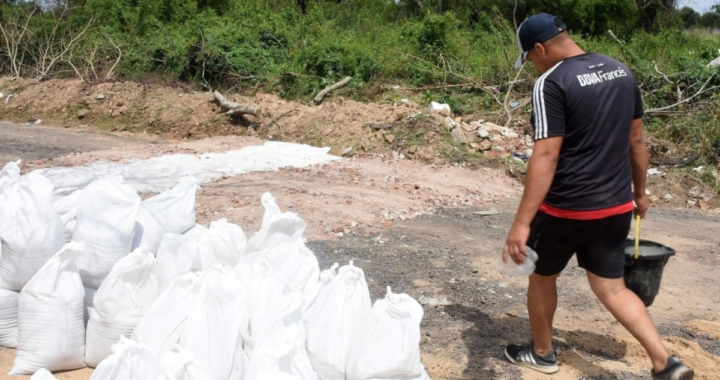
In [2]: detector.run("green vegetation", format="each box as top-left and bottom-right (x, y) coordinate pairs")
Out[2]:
(1, 0), (719, 171)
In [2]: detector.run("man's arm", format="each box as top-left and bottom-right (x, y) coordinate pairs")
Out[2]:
(629, 118), (649, 218)
(502, 136), (563, 265)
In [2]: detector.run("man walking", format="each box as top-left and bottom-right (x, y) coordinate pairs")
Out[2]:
(501, 13), (694, 380)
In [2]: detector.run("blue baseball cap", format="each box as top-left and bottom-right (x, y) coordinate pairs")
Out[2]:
(514, 13), (567, 69)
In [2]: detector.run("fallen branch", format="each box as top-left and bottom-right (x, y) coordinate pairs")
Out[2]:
(310, 76), (352, 106)
(263, 109), (298, 131)
(212, 91), (260, 117)
(653, 60), (673, 85)
(645, 74), (717, 114)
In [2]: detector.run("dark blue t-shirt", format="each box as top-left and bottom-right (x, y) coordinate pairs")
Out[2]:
(530, 52), (643, 211)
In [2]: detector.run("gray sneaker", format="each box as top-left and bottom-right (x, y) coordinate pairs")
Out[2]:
(504, 341), (559, 374)
(651, 356), (694, 380)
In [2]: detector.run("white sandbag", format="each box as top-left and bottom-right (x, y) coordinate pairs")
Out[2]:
(301, 263), (338, 314)
(83, 286), (97, 326)
(52, 189), (82, 242)
(305, 262), (371, 380)
(155, 234), (203, 290)
(236, 257), (301, 355)
(198, 218), (247, 268)
(0, 171), (65, 290)
(0, 160), (21, 192)
(30, 368), (59, 380)
(89, 336), (159, 380)
(132, 176), (199, 254)
(178, 265), (248, 380)
(73, 177), (140, 288)
(132, 273), (202, 353)
(244, 324), (318, 380)
(183, 224), (208, 239)
(158, 345), (209, 380)
(246, 193), (306, 253)
(346, 287), (427, 380)
(11, 242), (86, 375)
(85, 249), (159, 367)
(0, 288), (19, 347)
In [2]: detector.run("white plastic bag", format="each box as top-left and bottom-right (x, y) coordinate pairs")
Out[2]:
(158, 345), (209, 380)
(132, 176), (199, 254)
(85, 248), (159, 367)
(178, 265), (248, 380)
(0, 288), (19, 347)
(132, 273), (202, 353)
(246, 193), (306, 253)
(73, 177), (140, 288)
(30, 368), (59, 380)
(0, 171), (65, 290)
(305, 262), (371, 380)
(301, 263), (338, 314)
(11, 242), (86, 375)
(498, 246), (538, 277)
(89, 336), (159, 380)
(346, 287), (426, 380)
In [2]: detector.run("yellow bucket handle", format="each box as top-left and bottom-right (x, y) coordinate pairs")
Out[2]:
(634, 213), (641, 259)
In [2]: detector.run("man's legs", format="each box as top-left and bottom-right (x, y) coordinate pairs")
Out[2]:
(528, 272), (560, 356)
(586, 271), (669, 371)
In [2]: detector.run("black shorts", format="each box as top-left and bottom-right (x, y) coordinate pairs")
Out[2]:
(527, 211), (632, 279)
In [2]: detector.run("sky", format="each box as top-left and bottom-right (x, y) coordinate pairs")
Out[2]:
(677, 0), (719, 13)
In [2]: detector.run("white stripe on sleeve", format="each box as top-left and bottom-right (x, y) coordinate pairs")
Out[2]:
(532, 61), (564, 140)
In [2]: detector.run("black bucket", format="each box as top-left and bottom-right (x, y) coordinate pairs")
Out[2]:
(624, 239), (676, 307)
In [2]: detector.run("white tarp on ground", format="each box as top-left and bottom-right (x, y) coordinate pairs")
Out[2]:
(33, 142), (340, 195)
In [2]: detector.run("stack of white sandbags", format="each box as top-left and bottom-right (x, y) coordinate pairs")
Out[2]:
(0, 159), (431, 380)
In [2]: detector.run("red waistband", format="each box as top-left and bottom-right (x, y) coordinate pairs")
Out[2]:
(539, 201), (634, 220)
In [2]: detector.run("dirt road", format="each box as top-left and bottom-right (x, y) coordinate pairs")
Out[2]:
(0, 122), (718, 380)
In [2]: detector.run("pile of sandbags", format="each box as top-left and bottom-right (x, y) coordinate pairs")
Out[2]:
(0, 162), (430, 380)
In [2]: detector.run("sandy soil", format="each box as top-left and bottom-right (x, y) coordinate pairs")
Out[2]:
(0, 125), (718, 380)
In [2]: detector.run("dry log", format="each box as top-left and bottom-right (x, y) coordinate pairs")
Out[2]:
(212, 90), (260, 117)
(309, 76), (352, 106)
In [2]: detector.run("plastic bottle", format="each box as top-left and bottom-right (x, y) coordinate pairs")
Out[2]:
(498, 246), (538, 276)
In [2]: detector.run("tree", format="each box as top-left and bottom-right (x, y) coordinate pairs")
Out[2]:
(699, 10), (720, 28)
(636, 0), (677, 31)
(679, 6), (700, 28)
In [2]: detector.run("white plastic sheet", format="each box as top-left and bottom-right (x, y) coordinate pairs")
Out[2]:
(346, 287), (428, 380)
(132, 273), (202, 353)
(132, 176), (199, 254)
(178, 265), (248, 380)
(305, 262), (371, 380)
(0, 288), (19, 347)
(34, 142), (340, 195)
(73, 177), (140, 288)
(89, 336), (159, 380)
(85, 249), (159, 367)
(0, 170), (65, 291)
(11, 242), (86, 375)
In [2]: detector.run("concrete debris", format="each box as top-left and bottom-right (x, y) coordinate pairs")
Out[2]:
(96, 94), (105, 100)
(428, 101), (451, 117)
(647, 168), (664, 176)
(451, 127), (475, 144)
(77, 109), (88, 119)
(394, 98), (409, 106)
(700, 193), (713, 202)
(649, 195), (660, 203)
(692, 166), (705, 173)
(502, 130), (519, 139)
(663, 193), (675, 201)
(477, 129), (490, 138)
(342, 147), (353, 156)
(480, 140), (493, 151)
(687, 200), (697, 207)
(461, 122), (477, 132)
(418, 295), (452, 307)
(444, 117), (459, 131)
(687, 186), (701, 198)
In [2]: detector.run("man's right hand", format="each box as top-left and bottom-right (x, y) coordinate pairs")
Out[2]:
(634, 193), (649, 218)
